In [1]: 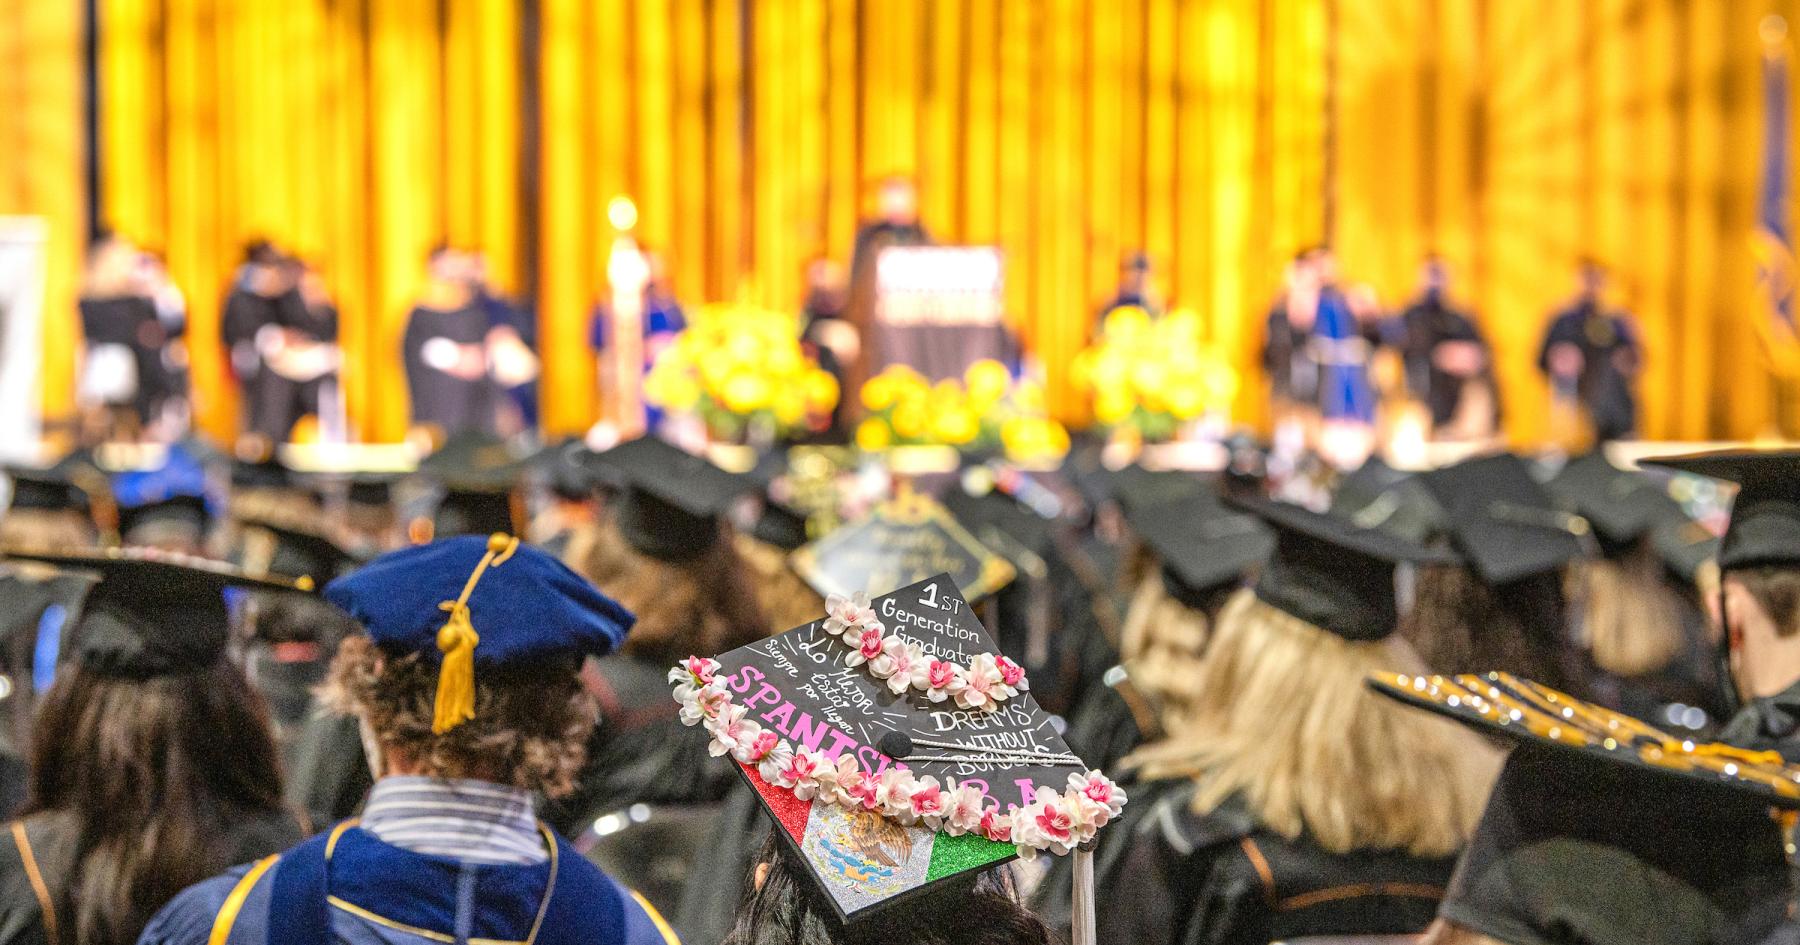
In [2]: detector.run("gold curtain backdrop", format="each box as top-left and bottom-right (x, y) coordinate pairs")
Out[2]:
(0, 0), (1791, 442)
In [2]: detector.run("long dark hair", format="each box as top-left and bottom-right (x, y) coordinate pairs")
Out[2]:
(1399, 564), (1590, 697)
(23, 658), (289, 945)
(721, 832), (1051, 945)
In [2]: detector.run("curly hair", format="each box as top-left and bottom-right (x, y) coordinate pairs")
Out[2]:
(318, 635), (596, 798)
(563, 516), (771, 665)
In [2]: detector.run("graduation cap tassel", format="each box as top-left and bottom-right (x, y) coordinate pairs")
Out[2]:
(1071, 844), (1097, 945)
(432, 534), (519, 734)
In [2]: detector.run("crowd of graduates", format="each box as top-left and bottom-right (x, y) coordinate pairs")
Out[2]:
(0, 420), (1795, 945)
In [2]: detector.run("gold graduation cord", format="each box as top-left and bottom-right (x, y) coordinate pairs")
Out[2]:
(1446, 673), (1800, 799)
(433, 534), (519, 734)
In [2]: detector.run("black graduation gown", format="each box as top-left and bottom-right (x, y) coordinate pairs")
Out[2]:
(1395, 299), (1494, 427)
(79, 296), (167, 424)
(402, 304), (497, 436)
(1097, 781), (1457, 945)
(222, 287), (316, 440)
(0, 807), (302, 945)
(541, 656), (737, 838)
(283, 712), (372, 831)
(1720, 678), (1800, 764)
(0, 569), (94, 803)
(1537, 303), (1641, 441)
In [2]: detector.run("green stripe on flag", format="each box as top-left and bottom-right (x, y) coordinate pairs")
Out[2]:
(923, 831), (1015, 882)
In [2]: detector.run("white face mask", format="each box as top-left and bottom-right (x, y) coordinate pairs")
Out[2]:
(358, 715), (385, 782)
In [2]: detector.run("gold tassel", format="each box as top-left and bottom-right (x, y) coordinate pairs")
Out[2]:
(432, 533), (519, 734)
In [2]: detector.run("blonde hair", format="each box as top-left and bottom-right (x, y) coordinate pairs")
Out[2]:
(563, 516), (771, 665)
(1127, 590), (1498, 858)
(1118, 572), (1215, 731)
(0, 509), (95, 551)
(1577, 547), (1684, 678)
(734, 533), (828, 635)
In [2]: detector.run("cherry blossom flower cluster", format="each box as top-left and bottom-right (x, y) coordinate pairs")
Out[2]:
(667, 654), (1128, 859)
(821, 592), (1029, 711)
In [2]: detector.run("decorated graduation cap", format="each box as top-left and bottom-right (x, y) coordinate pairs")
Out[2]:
(1237, 496), (1453, 640)
(1370, 671), (1800, 945)
(1640, 449), (1800, 571)
(793, 492), (1015, 603)
(1328, 457), (1444, 545)
(0, 546), (313, 678)
(668, 574), (1125, 928)
(584, 436), (755, 561)
(1417, 453), (1589, 586)
(326, 533), (635, 733)
(1125, 493), (1272, 610)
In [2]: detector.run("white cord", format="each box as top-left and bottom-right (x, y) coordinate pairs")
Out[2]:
(1072, 845), (1096, 945)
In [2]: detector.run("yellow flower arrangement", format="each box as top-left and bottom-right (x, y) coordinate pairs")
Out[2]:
(643, 302), (839, 441)
(853, 360), (1070, 463)
(1071, 306), (1239, 442)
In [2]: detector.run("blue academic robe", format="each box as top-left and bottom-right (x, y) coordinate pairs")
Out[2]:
(1314, 288), (1376, 424)
(138, 823), (678, 945)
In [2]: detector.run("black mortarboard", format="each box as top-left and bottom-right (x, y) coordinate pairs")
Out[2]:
(1371, 671), (1800, 945)
(432, 490), (518, 540)
(0, 546), (315, 678)
(347, 475), (399, 509)
(692, 576), (1104, 923)
(749, 500), (811, 552)
(584, 436), (755, 561)
(939, 486), (1053, 563)
(1107, 466), (1209, 514)
(531, 438), (599, 503)
(5, 467), (90, 514)
(1418, 454), (1589, 586)
(1328, 457), (1445, 545)
(1237, 497), (1453, 640)
(1125, 494), (1272, 610)
(117, 494), (211, 543)
(1547, 452), (1687, 556)
(230, 455), (297, 493)
(1640, 449), (1800, 571)
(417, 430), (528, 492)
(249, 521), (359, 584)
(793, 493), (1015, 602)
(1651, 517), (1722, 584)
(416, 432), (528, 539)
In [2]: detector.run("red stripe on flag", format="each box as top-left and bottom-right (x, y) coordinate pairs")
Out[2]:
(742, 762), (812, 841)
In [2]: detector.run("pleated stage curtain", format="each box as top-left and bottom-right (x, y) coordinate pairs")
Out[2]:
(0, 0), (85, 423)
(0, 0), (1789, 441)
(87, 0), (521, 443)
(1331, 0), (1774, 444)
